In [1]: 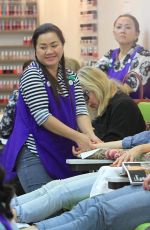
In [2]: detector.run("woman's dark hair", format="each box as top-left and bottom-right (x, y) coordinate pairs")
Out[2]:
(32, 23), (69, 100)
(0, 166), (14, 219)
(114, 14), (140, 42)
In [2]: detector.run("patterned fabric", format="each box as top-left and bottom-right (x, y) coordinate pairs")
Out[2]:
(84, 148), (125, 160)
(82, 148), (150, 162)
(96, 44), (150, 98)
(0, 90), (18, 138)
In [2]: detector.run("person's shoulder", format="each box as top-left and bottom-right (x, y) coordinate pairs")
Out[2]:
(21, 61), (43, 80)
(136, 45), (150, 57)
(110, 92), (135, 107)
(9, 90), (18, 99)
(103, 49), (115, 57)
(24, 60), (40, 71)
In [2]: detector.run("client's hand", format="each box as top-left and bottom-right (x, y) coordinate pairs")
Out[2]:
(143, 174), (150, 191)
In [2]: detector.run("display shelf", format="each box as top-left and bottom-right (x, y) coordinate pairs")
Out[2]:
(0, 74), (20, 77)
(0, 15), (37, 18)
(0, 45), (32, 48)
(79, 0), (99, 66)
(0, 30), (36, 33)
(0, 0), (38, 112)
(0, 59), (33, 62)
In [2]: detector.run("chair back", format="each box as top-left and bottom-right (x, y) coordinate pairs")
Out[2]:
(138, 102), (150, 122)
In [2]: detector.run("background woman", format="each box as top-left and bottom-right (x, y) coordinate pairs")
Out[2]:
(96, 14), (150, 99)
(77, 66), (146, 142)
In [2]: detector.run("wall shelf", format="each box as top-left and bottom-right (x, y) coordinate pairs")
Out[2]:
(79, 0), (99, 66)
(0, 0), (38, 112)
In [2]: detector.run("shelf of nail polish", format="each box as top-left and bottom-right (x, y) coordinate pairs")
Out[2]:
(79, 0), (99, 66)
(80, 0), (97, 10)
(0, 19), (37, 31)
(0, 0), (38, 110)
(0, 65), (23, 75)
(0, 1), (37, 16)
(0, 50), (34, 61)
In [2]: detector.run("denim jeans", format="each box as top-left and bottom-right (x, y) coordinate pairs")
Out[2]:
(11, 172), (97, 223)
(16, 146), (53, 193)
(36, 185), (150, 230)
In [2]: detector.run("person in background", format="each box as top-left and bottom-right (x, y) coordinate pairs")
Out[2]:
(11, 144), (150, 230)
(0, 165), (17, 230)
(1, 23), (100, 193)
(96, 14), (150, 99)
(0, 60), (33, 140)
(77, 66), (146, 142)
(10, 133), (150, 225)
(23, 164), (150, 230)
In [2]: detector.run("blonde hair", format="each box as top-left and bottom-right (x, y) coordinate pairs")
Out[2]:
(78, 66), (132, 116)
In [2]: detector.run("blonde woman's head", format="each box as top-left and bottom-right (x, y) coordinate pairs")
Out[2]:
(78, 66), (130, 116)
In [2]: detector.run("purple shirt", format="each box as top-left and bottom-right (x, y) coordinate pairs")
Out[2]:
(2, 69), (79, 181)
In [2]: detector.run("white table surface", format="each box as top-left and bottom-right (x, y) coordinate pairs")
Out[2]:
(66, 159), (113, 164)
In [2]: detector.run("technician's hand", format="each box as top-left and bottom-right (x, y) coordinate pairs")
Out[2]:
(73, 132), (97, 155)
(88, 133), (102, 144)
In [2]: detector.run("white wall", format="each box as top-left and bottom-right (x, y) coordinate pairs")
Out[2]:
(38, 0), (150, 62)
(38, 0), (81, 61)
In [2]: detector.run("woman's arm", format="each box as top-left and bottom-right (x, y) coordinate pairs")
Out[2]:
(92, 140), (123, 149)
(42, 115), (96, 152)
(77, 115), (101, 143)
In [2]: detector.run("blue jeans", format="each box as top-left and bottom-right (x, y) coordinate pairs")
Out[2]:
(11, 172), (97, 223)
(16, 146), (53, 193)
(36, 185), (150, 230)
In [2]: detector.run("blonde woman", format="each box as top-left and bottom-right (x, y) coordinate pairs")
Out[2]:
(77, 66), (145, 143)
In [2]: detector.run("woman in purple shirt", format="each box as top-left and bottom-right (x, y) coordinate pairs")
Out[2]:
(2, 23), (100, 193)
(96, 14), (150, 99)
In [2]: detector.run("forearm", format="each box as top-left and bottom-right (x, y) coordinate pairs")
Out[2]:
(42, 115), (80, 142)
(95, 140), (123, 149)
(43, 115), (99, 152)
(132, 143), (150, 155)
(77, 115), (94, 135)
